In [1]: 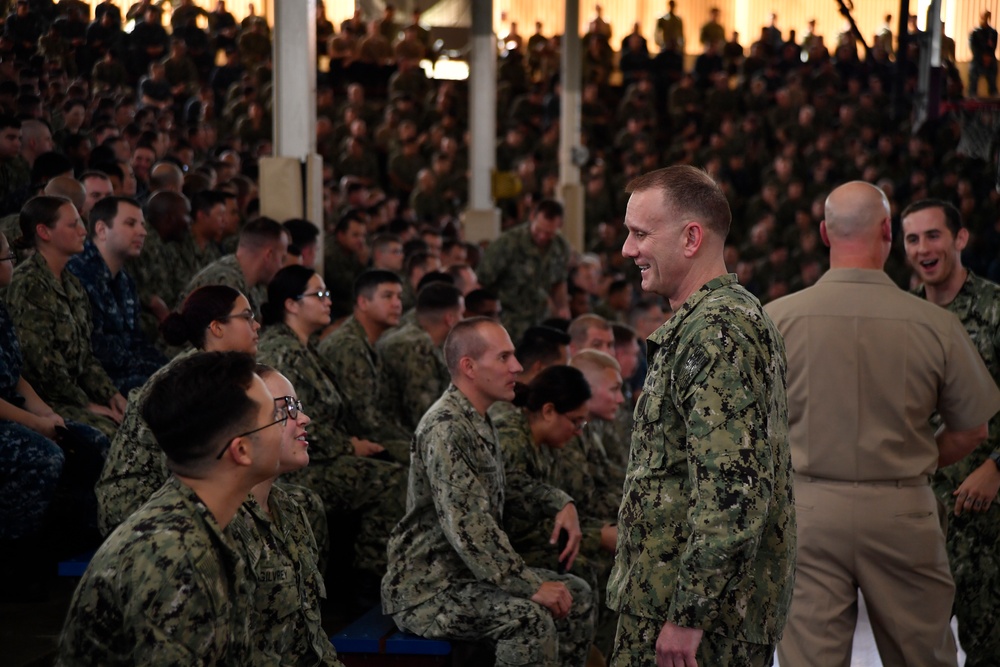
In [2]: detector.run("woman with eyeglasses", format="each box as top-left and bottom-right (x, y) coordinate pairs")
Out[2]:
(5, 196), (127, 439)
(230, 365), (343, 666)
(258, 265), (406, 579)
(0, 230), (110, 600)
(95, 284), (261, 534)
(496, 363), (622, 657)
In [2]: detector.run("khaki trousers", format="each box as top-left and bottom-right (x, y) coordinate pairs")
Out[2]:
(777, 477), (958, 667)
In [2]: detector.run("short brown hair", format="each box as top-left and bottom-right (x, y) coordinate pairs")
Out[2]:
(626, 165), (732, 238)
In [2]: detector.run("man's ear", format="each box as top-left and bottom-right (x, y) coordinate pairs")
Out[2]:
(955, 227), (970, 252)
(681, 221), (704, 258)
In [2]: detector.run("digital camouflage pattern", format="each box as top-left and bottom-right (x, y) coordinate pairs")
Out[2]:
(256, 322), (405, 575)
(67, 240), (167, 393)
(95, 348), (197, 535)
(7, 251), (120, 437)
(170, 233), (222, 307)
(0, 421), (64, 540)
(56, 477), (253, 667)
(605, 402), (634, 472)
(382, 385), (595, 667)
(477, 223), (571, 342)
(229, 486), (343, 667)
(180, 254), (265, 319)
(125, 227), (183, 341)
(0, 156), (29, 211)
(317, 316), (410, 460)
(608, 274), (795, 652)
(323, 238), (366, 316)
(611, 613), (775, 667)
(918, 271), (1000, 667)
(573, 421), (625, 520)
(0, 301), (107, 541)
(377, 320), (449, 435)
(495, 405), (620, 657)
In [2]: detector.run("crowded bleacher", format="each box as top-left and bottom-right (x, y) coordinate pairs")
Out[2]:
(2, 1), (1000, 666)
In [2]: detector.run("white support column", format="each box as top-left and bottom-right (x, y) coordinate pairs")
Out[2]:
(559, 0), (585, 253)
(266, 0), (325, 272)
(465, 0), (501, 243)
(273, 0), (317, 159)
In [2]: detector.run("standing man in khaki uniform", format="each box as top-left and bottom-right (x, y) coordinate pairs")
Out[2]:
(766, 182), (1000, 667)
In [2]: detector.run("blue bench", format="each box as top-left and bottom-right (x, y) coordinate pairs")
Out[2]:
(58, 551), (95, 577)
(331, 606), (452, 665)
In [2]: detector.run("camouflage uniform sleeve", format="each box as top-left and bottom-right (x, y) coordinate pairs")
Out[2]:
(498, 418), (574, 518)
(319, 329), (382, 438)
(475, 234), (508, 292)
(95, 384), (171, 534)
(666, 326), (778, 631)
(423, 418), (544, 597)
(553, 436), (598, 514)
(549, 236), (571, 287)
(257, 330), (354, 460)
(382, 335), (449, 432)
(8, 270), (116, 407)
(67, 276), (121, 404)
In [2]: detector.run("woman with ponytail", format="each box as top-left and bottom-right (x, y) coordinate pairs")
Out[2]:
(256, 265), (406, 578)
(495, 364), (620, 654)
(6, 195), (126, 438)
(95, 285), (261, 534)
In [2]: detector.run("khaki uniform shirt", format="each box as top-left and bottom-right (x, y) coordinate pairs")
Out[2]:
(766, 269), (1000, 481)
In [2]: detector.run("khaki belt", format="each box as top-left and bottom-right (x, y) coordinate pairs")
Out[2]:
(794, 473), (930, 488)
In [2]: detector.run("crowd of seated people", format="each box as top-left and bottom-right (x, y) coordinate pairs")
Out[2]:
(0, 1), (998, 665)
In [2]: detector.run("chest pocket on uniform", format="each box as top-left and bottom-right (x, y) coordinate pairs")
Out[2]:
(632, 389), (666, 469)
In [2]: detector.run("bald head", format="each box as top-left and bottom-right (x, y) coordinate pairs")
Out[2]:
(44, 175), (86, 212)
(150, 161), (184, 194)
(823, 181), (890, 240)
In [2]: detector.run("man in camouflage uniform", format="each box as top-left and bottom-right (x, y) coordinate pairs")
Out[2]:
(0, 115), (28, 213)
(67, 196), (167, 393)
(126, 191), (189, 332)
(318, 269), (411, 460)
(568, 351), (626, 521)
(382, 318), (596, 667)
(478, 199), (571, 343)
(378, 282), (463, 435)
(610, 166), (794, 666)
(902, 199), (1000, 667)
(324, 210), (368, 319)
(768, 183), (1000, 667)
(57, 352), (269, 666)
(181, 217), (289, 319)
(171, 190), (226, 301)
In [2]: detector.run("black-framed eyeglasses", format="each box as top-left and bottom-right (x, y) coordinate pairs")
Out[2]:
(275, 395), (302, 420)
(0, 254), (15, 264)
(215, 397), (298, 460)
(297, 290), (331, 300)
(219, 309), (256, 323)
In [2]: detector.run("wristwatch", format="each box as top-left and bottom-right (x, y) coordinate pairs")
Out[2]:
(990, 452), (1000, 472)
